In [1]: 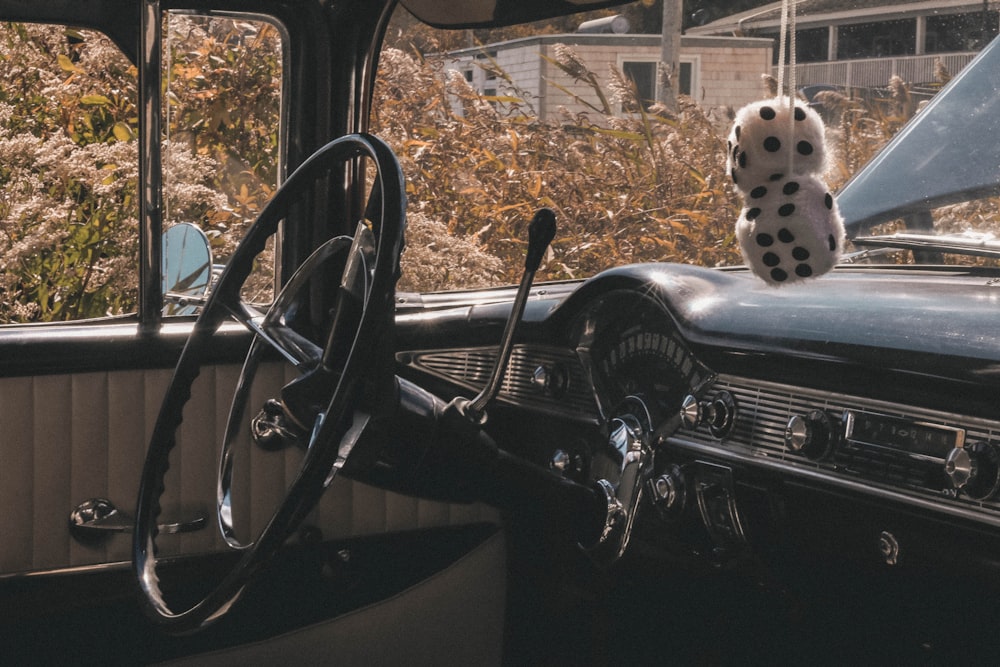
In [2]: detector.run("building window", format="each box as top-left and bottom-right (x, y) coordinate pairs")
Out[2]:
(679, 61), (693, 96)
(622, 59), (694, 109)
(771, 26), (828, 63)
(623, 61), (656, 107)
(927, 11), (999, 52)
(838, 19), (916, 59)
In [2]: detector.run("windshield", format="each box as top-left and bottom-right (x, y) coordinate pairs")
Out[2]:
(838, 34), (1000, 236)
(383, 0), (1000, 293)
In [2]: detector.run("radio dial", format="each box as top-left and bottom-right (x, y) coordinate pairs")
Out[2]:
(945, 442), (1000, 500)
(680, 391), (737, 439)
(785, 410), (835, 461)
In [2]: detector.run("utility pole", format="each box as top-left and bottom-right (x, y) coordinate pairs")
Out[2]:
(659, 0), (683, 110)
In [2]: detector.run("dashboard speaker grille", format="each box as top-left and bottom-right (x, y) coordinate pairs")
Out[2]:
(401, 345), (598, 422)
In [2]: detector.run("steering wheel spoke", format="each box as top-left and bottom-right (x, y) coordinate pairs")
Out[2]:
(134, 134), (405, 632)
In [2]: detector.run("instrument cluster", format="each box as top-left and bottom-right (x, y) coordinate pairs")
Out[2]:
(571, 289), (713, 424)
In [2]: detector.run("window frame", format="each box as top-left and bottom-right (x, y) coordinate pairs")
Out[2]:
(617, 53), (699, 109)
(141, 8), (290, 332)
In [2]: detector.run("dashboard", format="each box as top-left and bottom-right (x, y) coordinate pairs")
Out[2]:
(395, 262), (1000, 607)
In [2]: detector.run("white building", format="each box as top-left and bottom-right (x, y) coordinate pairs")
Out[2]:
(446, 31), (773, 120)
(687, 0), (999, 88)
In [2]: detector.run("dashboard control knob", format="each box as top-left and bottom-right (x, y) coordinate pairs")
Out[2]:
(679, 391), (737, 439)
(532, 363), (568, 398)
(649, 464), (687, 518)
(785, 410), (835, 460)
(550, 449), (571, 472)
(945, 442), (1000, 500)
(707, 391), (737, 438)
(680, 394), (704, 429)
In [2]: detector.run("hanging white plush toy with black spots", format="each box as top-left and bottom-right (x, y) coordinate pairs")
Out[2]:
(727, 0), (844, 285)
(727, 99), (844, 284)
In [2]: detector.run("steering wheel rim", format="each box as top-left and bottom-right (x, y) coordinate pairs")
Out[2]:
(133, 134), (405, 633)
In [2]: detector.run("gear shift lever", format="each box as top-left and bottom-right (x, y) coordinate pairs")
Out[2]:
(463, 208), (556, 421)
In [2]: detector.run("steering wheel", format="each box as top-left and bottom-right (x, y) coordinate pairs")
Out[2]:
(134, 134), (405, 633)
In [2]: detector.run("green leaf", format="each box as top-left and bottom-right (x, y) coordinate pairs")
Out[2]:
(112, 122), (133, 142)
(80, 94), (111, 106)
(57, 54), (83, 74)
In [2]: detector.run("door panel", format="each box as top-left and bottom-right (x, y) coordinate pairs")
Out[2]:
(0, 361), (498, 576)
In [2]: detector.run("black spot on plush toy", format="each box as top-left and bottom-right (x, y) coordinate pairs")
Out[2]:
(727, 98), (844, 285)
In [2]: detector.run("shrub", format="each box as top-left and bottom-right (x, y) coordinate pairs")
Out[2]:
(375, 45), (744, 289)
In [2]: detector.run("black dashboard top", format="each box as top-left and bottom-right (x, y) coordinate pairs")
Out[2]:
(398, 262), (1000, 418)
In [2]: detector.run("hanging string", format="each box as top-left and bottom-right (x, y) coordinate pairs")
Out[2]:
(787, 0), (797, 174)
(787, 0), (797, 101)
(776, 0), (789, 95)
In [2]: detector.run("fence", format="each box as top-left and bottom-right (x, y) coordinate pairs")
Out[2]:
(779, 52), (977, 89)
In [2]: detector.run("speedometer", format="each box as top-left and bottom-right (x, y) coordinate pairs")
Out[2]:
(575, 289), (713, 419)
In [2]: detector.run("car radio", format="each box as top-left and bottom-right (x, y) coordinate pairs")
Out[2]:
(789, 409), (1000, 502)
(833, 410), (959, 495)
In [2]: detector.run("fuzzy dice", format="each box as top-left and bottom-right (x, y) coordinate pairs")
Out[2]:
(727, 98), (844, 285)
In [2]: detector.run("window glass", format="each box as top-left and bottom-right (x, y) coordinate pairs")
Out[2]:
(378, 4), (993, 292)
(796, 27), (827, 63)
(379, 6), (745, 293)
(622, 60), (655, 107)
(0, 16), (282, 325)
(926, 12), (999, 53)
(838, 19), (916, 59)
(163, 13), (282, 307)
(0, 24), (139, 323)
(678, 60), (692, 96)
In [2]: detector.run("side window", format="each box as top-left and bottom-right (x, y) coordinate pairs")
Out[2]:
(0, 16), (282, 325)
(0, 24), (139, 323)
(162, 14), (283, 308)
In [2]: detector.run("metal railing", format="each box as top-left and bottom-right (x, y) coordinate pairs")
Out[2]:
(778, 51), (977, 89)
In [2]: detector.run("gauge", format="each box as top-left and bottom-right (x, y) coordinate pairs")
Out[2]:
(574, 289), (713, 419)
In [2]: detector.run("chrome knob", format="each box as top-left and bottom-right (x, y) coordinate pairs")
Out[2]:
(550, 449), (571, 473)
(680, 394), (704, 429)
(945, 447), (976, 489)
(649, 464), (687, 519)
(679, 391), (737, 439)
(532, 363), (568, 397)
(946, 442), (1000, 500)
(785, 410), (835, 461)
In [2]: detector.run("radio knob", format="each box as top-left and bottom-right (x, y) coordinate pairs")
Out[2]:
(945, 442), (1000, 500)
(785, 410), (835, 461)
(680, 391), (737, 439)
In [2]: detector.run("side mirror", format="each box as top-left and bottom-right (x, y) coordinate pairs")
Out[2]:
(162, 223), (213, 316)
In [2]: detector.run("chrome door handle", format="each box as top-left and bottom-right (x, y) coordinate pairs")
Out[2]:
(70, 497), (206, 540)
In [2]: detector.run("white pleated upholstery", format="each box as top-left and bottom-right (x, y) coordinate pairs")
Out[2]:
(0, 364), (498, 575)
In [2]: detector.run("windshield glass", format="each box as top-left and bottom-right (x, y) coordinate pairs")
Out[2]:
(837, 35), (1000, 234)
(379, 0), (1000, 291)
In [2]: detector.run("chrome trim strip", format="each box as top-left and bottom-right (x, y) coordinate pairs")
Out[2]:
(666, 436), (1000, 530)
(399, 345), (599, 423)
(670, 373), (1000, 527)
(0, 560), (131, 582)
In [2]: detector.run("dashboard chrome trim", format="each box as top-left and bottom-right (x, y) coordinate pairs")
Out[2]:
(668, 374), (1000, 529)
(398, 345), (600, 423)
(665, 436), (1000, 530)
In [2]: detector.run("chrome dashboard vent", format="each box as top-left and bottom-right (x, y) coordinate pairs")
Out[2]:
(399, 345), (598, 422)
